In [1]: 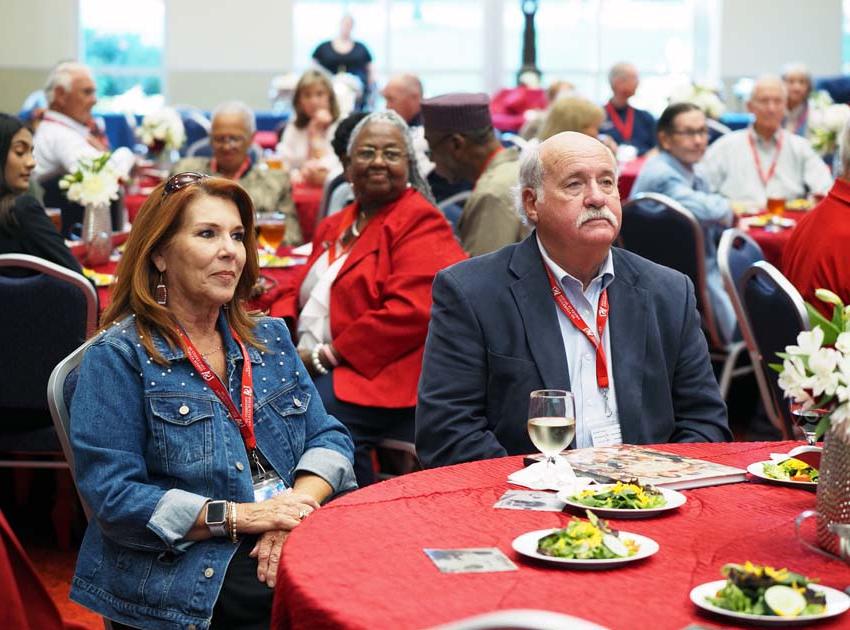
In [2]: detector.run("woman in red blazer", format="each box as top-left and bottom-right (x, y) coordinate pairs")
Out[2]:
(271, 111), (466, 484)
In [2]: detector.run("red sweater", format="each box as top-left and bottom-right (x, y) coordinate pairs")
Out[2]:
(271, 188), (467, 408)
(782, 177), (850, 317)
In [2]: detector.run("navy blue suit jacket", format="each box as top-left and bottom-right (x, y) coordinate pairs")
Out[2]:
(415, 235), (731, 468)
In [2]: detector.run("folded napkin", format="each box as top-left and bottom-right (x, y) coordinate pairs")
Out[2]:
(770, 445), (822, 469)
(508, 458), (595, 493)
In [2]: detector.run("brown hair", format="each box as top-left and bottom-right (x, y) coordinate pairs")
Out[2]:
(538, 96), (605, 141)
(293, 69), (340, 129)
(100, 177), (261, 364)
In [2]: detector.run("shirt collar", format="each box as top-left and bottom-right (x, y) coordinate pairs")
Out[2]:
(535, 234), (615, 293)
(658, 150), (695, 180)
(748, 125), (782, 147)
(42, 109), (90, 135)
(828, 177), (850, 206)
(151, 310), (263, 365)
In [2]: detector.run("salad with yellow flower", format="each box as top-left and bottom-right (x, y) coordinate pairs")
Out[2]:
(707, 562), (826, 617)
(762, 458), (819, 483)
(570, 480), (667, 510)
(536, 511), (639, 559)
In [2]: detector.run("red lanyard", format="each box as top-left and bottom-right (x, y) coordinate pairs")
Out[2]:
(543, 263), (613, 415)
(748, 130), (784, 188)
(605, 102), (635, 142)
(176, 326), (256, 450)
(211, 157), (251, 181)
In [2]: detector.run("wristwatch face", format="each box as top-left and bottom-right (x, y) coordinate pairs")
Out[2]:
(205, 500), (227, 526)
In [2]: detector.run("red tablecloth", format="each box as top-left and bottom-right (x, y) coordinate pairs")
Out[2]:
(740, 210), (806, 268)
(272, 441), (850, 630)
(619, 156), (646, 200)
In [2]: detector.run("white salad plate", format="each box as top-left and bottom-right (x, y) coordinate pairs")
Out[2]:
(556, 484), (687, 519)
(511, 528), (659, 569)
(747, 461), (817, 489)
(690, 579), (849, 626)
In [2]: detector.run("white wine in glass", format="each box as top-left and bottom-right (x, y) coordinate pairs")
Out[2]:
(527, 390), (576, 485)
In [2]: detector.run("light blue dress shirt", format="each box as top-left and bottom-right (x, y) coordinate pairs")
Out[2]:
(536, 237), (621, 449)
(631, 150), (738, 344)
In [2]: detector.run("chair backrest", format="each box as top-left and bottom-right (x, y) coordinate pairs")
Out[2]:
(740, 260), (810, 438)
(717, 229), (787, 434)
(317, 166), (346, 225)
(175, 106), (211, 156)
(499, 132), (529, 151)
(0, 255), (97, 411)
(47, 339), (96, 519)
(437, 190), (473, 213)
(620, 192), (724, 349)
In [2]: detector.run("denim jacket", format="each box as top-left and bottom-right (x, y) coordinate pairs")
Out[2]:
(69, 313), (356, 629)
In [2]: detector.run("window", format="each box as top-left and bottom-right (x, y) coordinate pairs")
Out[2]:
(79, 0), (165, 101)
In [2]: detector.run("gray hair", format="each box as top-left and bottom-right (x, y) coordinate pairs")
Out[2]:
(44, 61), (92, 105)
(513, 142), (544, 224)
(212, 100), (256, 135)
(346, 110), (434, 205)
(749, 74), (787, 102)
(608, 62), (636, 85)
(838, 117), (850, 178)
(781, 62), (812, 84)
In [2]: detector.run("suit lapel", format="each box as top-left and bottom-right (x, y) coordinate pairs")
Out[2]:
(608, 248), (647, 443)
(509, 236), (571, 391)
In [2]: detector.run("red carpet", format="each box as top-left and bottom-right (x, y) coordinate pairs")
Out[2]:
(26, 544), (102, 629)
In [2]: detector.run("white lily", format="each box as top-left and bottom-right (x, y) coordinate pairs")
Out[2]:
(786, 327), (824, 356)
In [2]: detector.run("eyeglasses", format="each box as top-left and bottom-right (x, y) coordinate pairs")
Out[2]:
(670, 127), (709, 138)
(211, 134), (247, 147)
(353, 146), (407, 164)
(162, 172), (208, 198)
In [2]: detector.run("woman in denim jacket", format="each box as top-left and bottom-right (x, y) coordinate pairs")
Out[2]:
(69, 173), (356, 630)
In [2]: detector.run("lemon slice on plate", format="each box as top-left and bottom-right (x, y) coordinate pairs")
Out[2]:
(602, 534), (629, 557)
(764, 584), (807, 617)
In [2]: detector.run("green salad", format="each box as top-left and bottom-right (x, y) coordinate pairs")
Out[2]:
(570, 480), (667, 510)
(707, 562), (826, 617)
(762, 458), (819, 483)
(536, 510), (638, 559)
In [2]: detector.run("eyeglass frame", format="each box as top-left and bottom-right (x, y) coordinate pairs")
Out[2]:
(211, 134), (248, 147)
(162, 172), (209, 198)
(351, 145), (408, 165)
(668, 127), (710, 138)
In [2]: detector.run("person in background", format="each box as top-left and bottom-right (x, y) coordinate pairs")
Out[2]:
(422, 93), (527, 256)
(321, 111), (368, 219)
(270, 111), (466, 486)
(782, 63), (813, 137)
(276, 69), (341, 187)
(702, 75), (831, 207)
(416, 132), (730, 468)
(0, 113), (80, 273)
(33, 62), (134, 236)
(312, 15), (374, 110)
(537, 95), (619, 154)
(630, 102), (737, 343)
(600, 62), (656, 156)
(70, 173), (355, 629)
(382, 74), (423, 127)
(783, 118), (850, 317)
(174, 101), (302, 246)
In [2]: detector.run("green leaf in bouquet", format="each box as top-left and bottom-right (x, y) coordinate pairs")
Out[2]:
(806, 304), (840, 346)
(768, 362), (784, 374)
(815, 415), (831, 439)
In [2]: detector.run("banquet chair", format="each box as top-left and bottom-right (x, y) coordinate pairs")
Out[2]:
(316, 165), (347, 225)
(739, 261), (810, 440)
(620, 193), (752, 399)
(175, 106), (211, 156)
(499, 132), (529, 151)
(717, 229), (789, 437)
(437, 190), (472, 231)
(373, 438), (421, 481)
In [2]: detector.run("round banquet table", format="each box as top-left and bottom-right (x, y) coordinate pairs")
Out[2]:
(739, 209), (807, 268)
(271, 441), (850, 630)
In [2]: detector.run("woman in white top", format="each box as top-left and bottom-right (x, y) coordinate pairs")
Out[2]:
(277, 69), (341, 186)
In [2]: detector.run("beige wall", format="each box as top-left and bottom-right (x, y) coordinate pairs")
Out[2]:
(0, 0), (77, 112)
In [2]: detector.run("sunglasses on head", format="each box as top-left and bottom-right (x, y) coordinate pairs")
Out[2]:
(162, 172), (208, 198)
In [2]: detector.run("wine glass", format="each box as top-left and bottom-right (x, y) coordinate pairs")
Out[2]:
(788, 400), (828, 446)
(527, 390), (576, 486)
(256, 212), (287, 254)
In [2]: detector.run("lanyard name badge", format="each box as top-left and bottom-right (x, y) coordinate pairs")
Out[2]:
(543, 264), (613, 418)
(604, 102), (635, 143)
(176, 327), (287, 501)
(748, 130), (784, 189)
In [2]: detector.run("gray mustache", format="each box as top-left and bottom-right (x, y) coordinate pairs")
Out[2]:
(576, 207), (619, 228)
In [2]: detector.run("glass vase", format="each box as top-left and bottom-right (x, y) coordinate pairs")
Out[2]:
(814, 417), (850, 561)
(82, 202), (112, 266)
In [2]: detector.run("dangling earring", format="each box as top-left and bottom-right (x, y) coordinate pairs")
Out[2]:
(155, 273), (167, 305)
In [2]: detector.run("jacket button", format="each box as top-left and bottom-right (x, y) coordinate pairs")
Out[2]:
(235, 461), (244, 471)
(204, 567), (215, 578)
(188, 626), (197, 630)
(178, 404), (190, 415)
(293, 397), (302, 407)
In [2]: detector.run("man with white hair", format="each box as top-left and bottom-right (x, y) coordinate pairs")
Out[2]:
(702, 74), (831, 206)
(34, 62), (134, 234)
(783, 118), (850, 317)
(382, 74), (424, 126)
(415, 132), (730, 468)
(600, 62), (656, 156)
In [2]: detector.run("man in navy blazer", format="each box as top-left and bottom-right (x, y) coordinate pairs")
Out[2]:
(416, 132), (730, 468)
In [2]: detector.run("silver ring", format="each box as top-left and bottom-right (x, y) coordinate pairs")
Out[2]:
(298, 509), (307, 520)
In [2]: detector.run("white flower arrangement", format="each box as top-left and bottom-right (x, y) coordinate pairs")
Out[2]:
(58, 152), (121, 207)
(806, 90), (850, 156)
(668, 83), (726, 119)
(773, 289), (850, 437)
(138, 107), (186, 153)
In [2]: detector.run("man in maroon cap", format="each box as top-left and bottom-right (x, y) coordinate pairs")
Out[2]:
(422, 92), (528, 256)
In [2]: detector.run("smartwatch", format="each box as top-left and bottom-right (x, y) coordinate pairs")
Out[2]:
(205, 500), (228, 537)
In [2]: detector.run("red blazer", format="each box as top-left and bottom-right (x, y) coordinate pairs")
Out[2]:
(271, 188), (467, 407)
